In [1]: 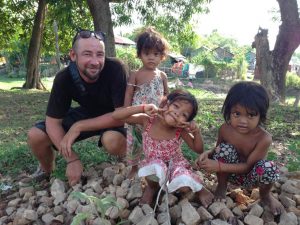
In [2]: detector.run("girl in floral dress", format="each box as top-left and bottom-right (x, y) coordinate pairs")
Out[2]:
(196, 81), (284, 215)
(124, 27), (169, 178)
(113, 89), (214, 207)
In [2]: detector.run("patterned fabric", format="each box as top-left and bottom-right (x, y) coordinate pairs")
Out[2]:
(138, 117), (203, 193)
(211, 142), (280, 188)
(126, 74), (165, 165)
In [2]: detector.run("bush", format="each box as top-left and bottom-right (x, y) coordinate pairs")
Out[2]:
(286, 72), (300, 89)
(116, 46), (141, 72)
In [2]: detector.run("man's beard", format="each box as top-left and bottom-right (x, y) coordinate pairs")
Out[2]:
(82, 67), (101, 81)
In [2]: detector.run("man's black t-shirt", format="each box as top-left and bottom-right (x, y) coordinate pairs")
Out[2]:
(46, 57), (128, 119)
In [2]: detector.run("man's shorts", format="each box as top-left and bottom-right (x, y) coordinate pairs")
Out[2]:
(35, 107), (126, 148)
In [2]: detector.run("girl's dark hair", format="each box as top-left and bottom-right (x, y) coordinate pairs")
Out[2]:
(166, 89), (198, 121)
(136, 27), (169, 58)
(222, 81), (269, 124)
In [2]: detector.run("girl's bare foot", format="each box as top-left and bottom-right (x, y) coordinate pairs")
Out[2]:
(198, 187), (214, 208)
(259, 183), (285, 215)
(128, 165), (138, 179)
(140, 185), (156, 205)
(261, 193), (285, 215)
(214, 183), (227, 202)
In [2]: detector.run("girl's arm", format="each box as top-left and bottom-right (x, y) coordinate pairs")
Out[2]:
(124, 71), (136, 107)
(195, 125), (224, 168)
(180, 121), (204, 154)
(160, 71), (169, 96)
(199, 130), (272, 174)
(112, 104), (159, 126)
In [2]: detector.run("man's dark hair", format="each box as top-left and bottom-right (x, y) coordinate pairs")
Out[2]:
(136, 27), (169, 58)
(222, 81), (269, 125)
(167, 89), (198, 122)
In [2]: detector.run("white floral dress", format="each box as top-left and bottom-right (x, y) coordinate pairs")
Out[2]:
(126, 74), (165, 165)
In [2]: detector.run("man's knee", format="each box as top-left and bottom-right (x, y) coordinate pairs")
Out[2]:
(27, 127), (50, 150)
(101, 131), (126, 156)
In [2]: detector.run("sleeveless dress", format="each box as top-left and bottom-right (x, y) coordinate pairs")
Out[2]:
(126, 74), (165, 166)
(138, 117), (203, 193)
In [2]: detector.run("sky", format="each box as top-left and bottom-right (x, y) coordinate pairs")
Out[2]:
(194, 0), (281, 49)
(115, 0), (300, 52)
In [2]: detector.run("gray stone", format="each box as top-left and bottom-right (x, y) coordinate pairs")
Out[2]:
(180, 198), (200, 225)
(136, 214), (158, 225)
(128, 206), (144, 224)
(248, 204), (263, 217)
(113, 174), (124, 186)
(23, 209), (38, 221)
(105, 206), (119, 219)
(19, 187), (34, 197)
(141, 204), (154, 215)
(103, 167), (117, 184)
(279, 212), (298, 225)
(211, 219), (231, 225)
(41, 213), (55, 224)
(197, 206), (213, 222)
(208, 201), (227, 216)
(126, 181), (143, 200)
(7, 198), (21, 207)
(116, 197), (129, 210)
(244, 214), (263, 225)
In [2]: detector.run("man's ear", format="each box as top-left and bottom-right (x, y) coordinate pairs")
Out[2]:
(69, 49), (76, 61)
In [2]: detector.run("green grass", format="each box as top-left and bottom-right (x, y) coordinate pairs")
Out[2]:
(0, 77), (299, 186)
(0, 76), (54, 90)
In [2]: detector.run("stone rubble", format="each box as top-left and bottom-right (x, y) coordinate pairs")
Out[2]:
(0, 161), (299, 225)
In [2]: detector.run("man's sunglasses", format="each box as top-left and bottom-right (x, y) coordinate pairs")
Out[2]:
(72, 29), (105, 46)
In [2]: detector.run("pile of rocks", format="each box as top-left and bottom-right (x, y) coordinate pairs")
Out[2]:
(0, 161), (299, 225)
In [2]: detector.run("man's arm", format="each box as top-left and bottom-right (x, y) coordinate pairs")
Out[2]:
(59, 112), (124, 158)
(46, 116), (83, 186)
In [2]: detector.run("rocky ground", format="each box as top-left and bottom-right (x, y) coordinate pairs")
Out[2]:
(0, 161), (300, 225)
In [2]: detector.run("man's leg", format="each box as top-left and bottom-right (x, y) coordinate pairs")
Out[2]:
(27, 127), (55, 174)
(101, 130), (126, 157)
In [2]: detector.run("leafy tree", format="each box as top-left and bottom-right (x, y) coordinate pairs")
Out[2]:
(86, 0), (211, 57)
(252, 0), (300, 102)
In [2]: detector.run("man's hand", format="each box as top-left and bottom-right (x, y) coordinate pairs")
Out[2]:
(59, 125), (80, 158)
(66, 159), (83, 186)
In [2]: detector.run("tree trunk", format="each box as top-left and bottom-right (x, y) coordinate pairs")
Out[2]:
(252, 28), (275, 98)
(53, 20), (61, 71)
(294, 89), (300, 107)
(86, 0), (116, 57)
(252, 0), (300, 102)
(23, 0), (47, 90)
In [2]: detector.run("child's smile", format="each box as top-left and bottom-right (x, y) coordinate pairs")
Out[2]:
(163, 100), (192, 127)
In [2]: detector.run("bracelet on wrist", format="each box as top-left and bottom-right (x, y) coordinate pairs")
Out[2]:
(218, 160), (222, 172)
(67, 158), (80, 165)
(142, 104), (145, 113)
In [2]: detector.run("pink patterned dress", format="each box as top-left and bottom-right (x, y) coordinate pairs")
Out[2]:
(126, 74), (165, 166)
(138, 117), (203, 193)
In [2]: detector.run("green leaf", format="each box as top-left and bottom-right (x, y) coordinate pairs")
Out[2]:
(70, 212), (90, 225)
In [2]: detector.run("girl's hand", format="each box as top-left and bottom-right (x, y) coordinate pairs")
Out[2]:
(197, 157), (219, 173)
(144, 104), (158, 116)
(178, 120), (199, 134)
(195, 151), (209, 168)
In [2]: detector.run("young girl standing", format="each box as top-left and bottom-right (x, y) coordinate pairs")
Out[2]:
(124, 27), (169, 178)
(196, 81), (284, 215)
(113, 89), (214, 207)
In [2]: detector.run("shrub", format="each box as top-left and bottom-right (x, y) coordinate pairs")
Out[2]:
(286, 72), (300, 89)
(116, 46), (142, 72)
